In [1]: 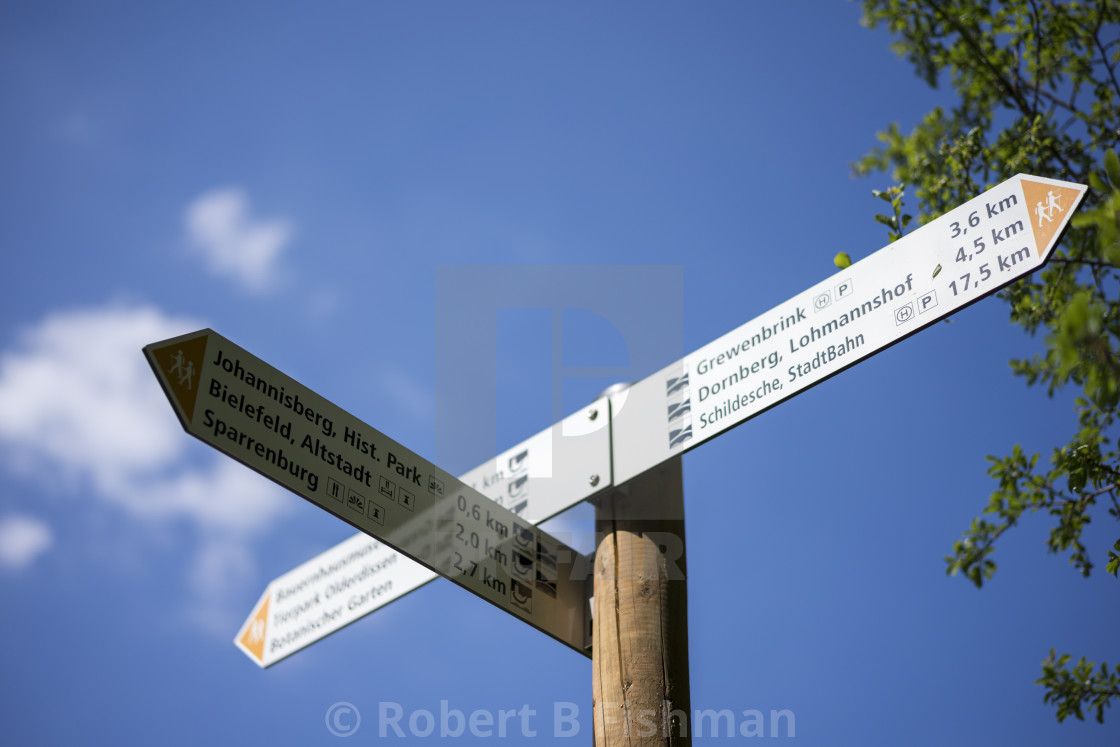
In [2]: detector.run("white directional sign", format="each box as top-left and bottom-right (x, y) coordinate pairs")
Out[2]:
(145, 330), (595, 657)
(234, 403), (611, 667)
(235, 534), (436, 667)
(610, 174), (1086, 484)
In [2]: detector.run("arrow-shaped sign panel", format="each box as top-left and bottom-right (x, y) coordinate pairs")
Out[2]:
(610, 174), (1087, 484)
(233, 403), (610, 667)
(234, 534), (438, 667)
(145, 330), (594, 657)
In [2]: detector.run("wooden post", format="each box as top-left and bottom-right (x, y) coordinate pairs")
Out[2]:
(592, 457), (690, 745)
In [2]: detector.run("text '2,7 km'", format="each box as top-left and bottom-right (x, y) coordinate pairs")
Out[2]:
(144, 330), (594, 658)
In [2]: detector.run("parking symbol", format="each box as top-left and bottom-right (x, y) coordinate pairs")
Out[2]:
(917, 290), (938, 315)
(894, 303), (915, 325)
(835, 279), (854, 300)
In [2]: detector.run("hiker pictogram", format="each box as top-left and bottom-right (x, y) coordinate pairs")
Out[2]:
(1035, 189), (1064, 228)
(168, 349), (195, 389)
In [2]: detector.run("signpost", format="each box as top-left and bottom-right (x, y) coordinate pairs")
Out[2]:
(147, 172), (1086, 745)
(144, 330), (595, 656)
(610, 174), (1087, 483)
(233, 405), (611, 667)
(226, 173), (1087, 672)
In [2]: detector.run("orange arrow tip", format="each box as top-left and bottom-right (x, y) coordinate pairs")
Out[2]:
(237, 594), (270, 663)
(1020, 178), (1086, 258)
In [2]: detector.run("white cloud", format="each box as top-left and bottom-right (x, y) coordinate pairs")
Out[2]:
(0, 304), (290, 533)
(0, 514), (53, 570)
(0, 305), (187, 479)
(0, 304), (292, 632)
(185, 188), (292, 293)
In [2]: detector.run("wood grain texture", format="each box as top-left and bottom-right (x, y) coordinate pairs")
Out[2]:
(593, 459), (690, 746)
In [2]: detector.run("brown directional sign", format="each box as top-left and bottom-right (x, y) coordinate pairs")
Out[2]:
(145, 329), (592, 657)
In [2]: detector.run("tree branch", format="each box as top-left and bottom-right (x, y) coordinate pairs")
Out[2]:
(929, 4), (1033, 113)
(1094, 29), (1120, 100)
(1047, 257), (1120, 270)
(1028, 0), (1043, 112)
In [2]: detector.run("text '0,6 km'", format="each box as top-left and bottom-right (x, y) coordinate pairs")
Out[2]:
(144, 330), (593, 658)
(609, 174), (1087, 485)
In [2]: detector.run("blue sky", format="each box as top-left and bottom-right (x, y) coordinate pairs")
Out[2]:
(1, 2), (1116, 744)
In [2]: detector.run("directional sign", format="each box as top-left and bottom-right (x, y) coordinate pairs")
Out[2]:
(610, 174), (1087, 484)
(145, 330), (595, 656)
(234, 403), (610, 667)
(235, 534), (436, 666)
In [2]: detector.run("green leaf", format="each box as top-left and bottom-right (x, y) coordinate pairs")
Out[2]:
(1105, 150), (1120, 187)
(854, 2), (1120, 723)
(1066, 467), (1086, 495)
(834, 252), (852, 269)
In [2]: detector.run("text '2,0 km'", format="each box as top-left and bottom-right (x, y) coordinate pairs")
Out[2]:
(144, 330), (593, 658)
